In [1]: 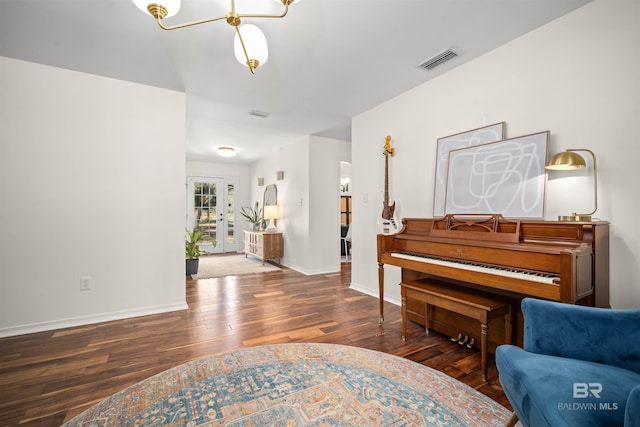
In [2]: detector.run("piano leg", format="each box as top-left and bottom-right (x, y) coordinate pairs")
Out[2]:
(425, 303), (431, 335)
(378, 262), (385, 324)
(481, 322), (488, 383)
(505, 305), (513, 345)
(401, 294), (407, 342)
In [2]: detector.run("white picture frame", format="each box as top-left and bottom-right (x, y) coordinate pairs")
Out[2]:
(444, 131), (550, 218)
(433, 122), (505, 217)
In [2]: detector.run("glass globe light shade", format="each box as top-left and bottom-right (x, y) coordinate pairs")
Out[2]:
(234, 24), (269, 69)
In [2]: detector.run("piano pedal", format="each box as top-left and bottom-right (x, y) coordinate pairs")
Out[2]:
(458, 335), (470, 346)
(466, 337), (475, 349)
(451, 333), (463, 342)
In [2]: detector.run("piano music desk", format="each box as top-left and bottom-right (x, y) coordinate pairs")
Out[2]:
(400, 279), (512, 382)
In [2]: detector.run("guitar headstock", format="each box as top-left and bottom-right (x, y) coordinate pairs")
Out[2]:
(383, 135), (395, 157)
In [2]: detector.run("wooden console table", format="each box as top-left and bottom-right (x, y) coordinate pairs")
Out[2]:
(243, 231), (283, 264)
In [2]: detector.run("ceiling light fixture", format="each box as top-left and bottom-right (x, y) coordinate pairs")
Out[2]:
(131, 0), (300, 74)
(217, 147), (236, 157)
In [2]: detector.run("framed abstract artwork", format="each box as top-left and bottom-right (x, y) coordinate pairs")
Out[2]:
(444, 131), (550, 218)
(433, 122), (505, 216)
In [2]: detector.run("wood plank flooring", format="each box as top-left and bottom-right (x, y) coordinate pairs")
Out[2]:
(0, 262), (511, 426)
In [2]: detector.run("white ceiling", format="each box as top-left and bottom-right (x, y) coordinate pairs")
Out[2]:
(1, 0), (592, 164)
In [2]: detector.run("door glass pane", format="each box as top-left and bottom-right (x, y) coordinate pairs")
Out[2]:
(195, 182), (216, 247)
(227, 183), (235, 244)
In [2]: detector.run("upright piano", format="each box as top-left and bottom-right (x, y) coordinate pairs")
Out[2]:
(377, 214), (609, 347)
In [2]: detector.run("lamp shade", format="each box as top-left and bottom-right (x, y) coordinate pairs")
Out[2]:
(131, 0), (181, 18)
(234, 24), (269, 69)
(546, 151), (586, 170)
(264, 205), (279, 220)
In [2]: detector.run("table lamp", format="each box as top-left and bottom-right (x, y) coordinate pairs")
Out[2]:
(545, 149), (597, 221)
(263, 205), (279, 232)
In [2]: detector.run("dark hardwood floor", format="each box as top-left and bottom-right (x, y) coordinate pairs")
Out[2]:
(0, 262), (511, 426)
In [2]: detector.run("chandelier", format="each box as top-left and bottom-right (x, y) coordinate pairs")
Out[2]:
(131, 0), (300, 74)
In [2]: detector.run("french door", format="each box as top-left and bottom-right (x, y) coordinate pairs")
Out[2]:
(186, 176), (239, 254)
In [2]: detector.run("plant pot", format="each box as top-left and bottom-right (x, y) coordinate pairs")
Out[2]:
(186, 258), (199, 276)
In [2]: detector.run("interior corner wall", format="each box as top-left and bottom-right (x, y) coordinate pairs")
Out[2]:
(248, 135), (351, 275)
(249, 139), (310, 272)
(350, 0), (640, 309)
(0, 57), (188, 337)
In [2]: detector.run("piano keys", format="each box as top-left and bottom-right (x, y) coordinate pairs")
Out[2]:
(390, 252), (560, 285)
(377, 214), (610, 347)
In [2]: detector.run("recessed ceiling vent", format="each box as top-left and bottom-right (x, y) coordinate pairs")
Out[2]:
(249, 109), (270, 118)
(419, 49), (459, 71)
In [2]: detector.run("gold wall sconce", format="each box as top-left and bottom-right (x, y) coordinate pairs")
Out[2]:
(257, 177), (264, 186)
(546, 149), (598, 221)
(276, 171), (284, 181)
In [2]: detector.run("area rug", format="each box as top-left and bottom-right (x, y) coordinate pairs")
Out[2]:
(62, 343), (511, 426)
(193, 254), (281, 279)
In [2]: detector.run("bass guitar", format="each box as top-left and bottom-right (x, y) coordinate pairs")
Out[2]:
(378, 135), (400, 234)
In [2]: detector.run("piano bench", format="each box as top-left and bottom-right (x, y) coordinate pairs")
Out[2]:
(400, 280), (512, 382)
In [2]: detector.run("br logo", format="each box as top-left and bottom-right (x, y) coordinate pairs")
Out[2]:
(573, 383), (603, 398)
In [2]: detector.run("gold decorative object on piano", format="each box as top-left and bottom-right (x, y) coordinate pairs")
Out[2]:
(546, 148), (598, 222)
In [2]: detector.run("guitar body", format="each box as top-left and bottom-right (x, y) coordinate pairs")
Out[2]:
(378, 199), (399, 235)
(382, 200), (396, 220)
(379, 136), (400, 235)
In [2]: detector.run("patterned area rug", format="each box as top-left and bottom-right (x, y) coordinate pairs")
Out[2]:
(193, 254), (281, 279)
(63, 343), (510, 426)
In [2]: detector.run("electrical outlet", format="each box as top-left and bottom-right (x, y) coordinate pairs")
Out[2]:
(80, 276), (91, 291)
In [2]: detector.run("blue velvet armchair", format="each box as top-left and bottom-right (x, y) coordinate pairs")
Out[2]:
(496, 298), (640, 427)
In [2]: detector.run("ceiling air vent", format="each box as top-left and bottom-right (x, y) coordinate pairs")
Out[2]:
(418, 49), (459, 71)
(249, 109), (270, 118)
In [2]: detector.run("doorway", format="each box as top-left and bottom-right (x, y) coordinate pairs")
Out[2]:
(187, 176), (239, 253)
(340, 161), (352, 262)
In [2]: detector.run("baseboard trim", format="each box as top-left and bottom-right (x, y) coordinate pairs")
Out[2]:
(349, 281), (401, 307)
(0, 302), (189, 338)
(280, 262), (340, 276)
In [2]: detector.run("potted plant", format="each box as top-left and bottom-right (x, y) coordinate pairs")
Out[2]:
(186, 228), (204, 276)
(240, 201), (263, 231)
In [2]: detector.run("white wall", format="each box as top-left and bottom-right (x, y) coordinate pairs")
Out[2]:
(351, 0), (640, 309)
(186, 161), (250, 183)
(249, 135), (351, 274)
(0, 57), (188, 337)
(309, 136), (352, 272)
